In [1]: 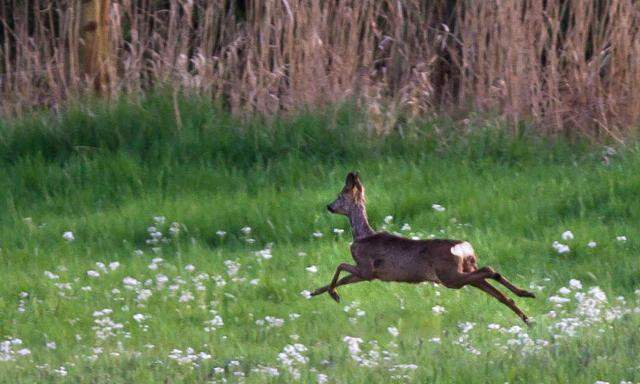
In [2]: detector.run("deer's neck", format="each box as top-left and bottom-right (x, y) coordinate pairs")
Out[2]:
(349, 205), (375, 241)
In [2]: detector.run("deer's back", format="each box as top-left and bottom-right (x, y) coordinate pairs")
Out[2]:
(351, 233), (471, 283)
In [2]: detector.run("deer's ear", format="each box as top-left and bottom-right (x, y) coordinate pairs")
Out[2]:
(353, 172), (363, 191)
(345, 172), (357, 188)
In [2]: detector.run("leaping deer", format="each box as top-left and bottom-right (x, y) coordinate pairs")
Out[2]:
(310, 172), (536, 324)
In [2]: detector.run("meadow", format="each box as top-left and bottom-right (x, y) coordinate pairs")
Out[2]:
(0, 95), (639, 383)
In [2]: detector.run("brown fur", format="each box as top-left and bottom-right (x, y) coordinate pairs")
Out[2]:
(312, 172), (536, 325)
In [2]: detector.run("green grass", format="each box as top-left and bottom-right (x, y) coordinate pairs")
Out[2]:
(0, 94), (639, 383)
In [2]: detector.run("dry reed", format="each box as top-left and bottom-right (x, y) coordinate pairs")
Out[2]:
(1, 1), (639, 140)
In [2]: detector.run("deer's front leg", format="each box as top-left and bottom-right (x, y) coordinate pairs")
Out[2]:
(311, 274), (363, 297)
(326, 263), (362, 303)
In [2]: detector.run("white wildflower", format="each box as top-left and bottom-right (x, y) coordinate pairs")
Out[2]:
(252, 365), (280, 377)
(277, 343), (308, 380)
(44, 271), (59, 280)
(432, 204), (445, 212)
(432, 305), (446, 314)
(224, 260), (240, 276)
(561, 230), (574, 240)
(387, 326), (399, 337)
(62, 231), (75, 241)
(255, 246), (273, 260)
(558, 287), (571, 295)
(261, 316), (285, 328)
(87, 270), (100, 278)
(390, 364), (419, 373)
(552, 241), (570, 254)
(458, 322), (475, 333)
(569, 279), (583, 290)
(507, 325), (522, 334)
(168, 222), (180, 236)
(95, 262), (107, 272)
(179, 291), (194, 302)
(93, 308), (113, 317)
(549, 295), (570, 304)
(53, 366), (68, 377)
(588, 286), (607, 302)
(305, 265), (318, 273)
(342, 336), (363, 356)
(122, 277), (140, 287)
(204, 315), (224, 332)
(168, 348), (212, 366)
(156, 274), (169, 286)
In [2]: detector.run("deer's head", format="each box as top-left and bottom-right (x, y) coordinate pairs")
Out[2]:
(327, 172), (365, 216)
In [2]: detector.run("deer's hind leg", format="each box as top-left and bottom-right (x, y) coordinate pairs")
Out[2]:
(489, 271), (536, 298)
(471, 279), (530, 325)
(436, 266), (497, 289)
(464, 258), (535, 299)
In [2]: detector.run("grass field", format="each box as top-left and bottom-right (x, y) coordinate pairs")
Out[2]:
(0, 95), (639, 383)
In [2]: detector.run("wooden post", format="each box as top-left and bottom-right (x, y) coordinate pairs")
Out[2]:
(80, 0), (110, 93)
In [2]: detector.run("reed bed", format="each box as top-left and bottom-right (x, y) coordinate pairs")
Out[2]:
(1, 0), (640, 140)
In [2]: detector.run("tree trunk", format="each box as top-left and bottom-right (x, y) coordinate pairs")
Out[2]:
(80, 0), (110, 93)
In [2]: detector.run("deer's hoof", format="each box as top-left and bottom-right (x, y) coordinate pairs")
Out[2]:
(328, 289), (340, 303)
(521, 290), (536, 298)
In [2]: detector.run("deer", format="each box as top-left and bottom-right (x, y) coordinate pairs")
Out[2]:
(310, 172), (536, 324)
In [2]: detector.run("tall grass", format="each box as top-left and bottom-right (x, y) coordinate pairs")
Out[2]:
(1, 1), (640, 140)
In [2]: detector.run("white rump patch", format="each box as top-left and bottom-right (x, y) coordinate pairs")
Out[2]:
(451, 242), (475, 257)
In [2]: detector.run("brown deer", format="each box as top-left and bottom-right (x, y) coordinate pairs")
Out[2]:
(310, 172), (536, 324)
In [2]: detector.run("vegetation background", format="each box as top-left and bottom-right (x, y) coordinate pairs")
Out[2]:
(0, 1), (639, 383)
(1, 0), (640, 139)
